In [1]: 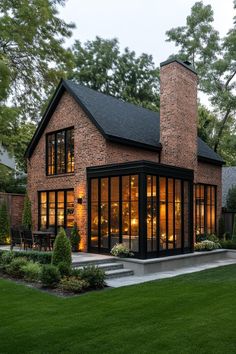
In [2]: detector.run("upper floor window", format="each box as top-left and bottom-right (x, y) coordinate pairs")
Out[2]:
(46, 127), (74, 175)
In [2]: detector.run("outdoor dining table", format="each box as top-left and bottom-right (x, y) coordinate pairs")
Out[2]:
(32, 231), (55, 251)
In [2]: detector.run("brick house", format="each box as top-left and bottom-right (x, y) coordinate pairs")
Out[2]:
(25, 59), (224, 259)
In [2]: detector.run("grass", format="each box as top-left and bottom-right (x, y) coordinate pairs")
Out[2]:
(1, 265), (236, 354)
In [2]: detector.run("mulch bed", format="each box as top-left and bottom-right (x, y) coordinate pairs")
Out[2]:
(0, 273), (108, 298)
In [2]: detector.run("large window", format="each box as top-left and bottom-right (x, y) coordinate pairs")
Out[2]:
(46, 128), (74, 175)
(39, 190), (74, 231)
(195, 184), (216, 236)
(90, 175), (139, 253)
(147, 175), (190, 253)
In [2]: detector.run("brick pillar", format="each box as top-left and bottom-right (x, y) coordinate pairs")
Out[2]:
(160, 59), (198, 173)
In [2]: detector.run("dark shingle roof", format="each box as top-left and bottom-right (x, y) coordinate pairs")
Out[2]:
(25, 79), (224, 165)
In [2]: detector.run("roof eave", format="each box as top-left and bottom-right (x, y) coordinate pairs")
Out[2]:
(198, 155), (225, 166)
(106, 134), (162, 152)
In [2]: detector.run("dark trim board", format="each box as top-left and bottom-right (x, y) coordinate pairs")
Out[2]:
(87, 160), (194, 180)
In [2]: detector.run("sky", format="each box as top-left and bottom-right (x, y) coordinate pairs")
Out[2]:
(59, 0), (235, 66)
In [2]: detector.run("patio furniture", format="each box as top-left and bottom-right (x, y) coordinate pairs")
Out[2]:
(22, 229), (33, 250)
(10, 228), (22, 250)
(32, 231), (54, 251)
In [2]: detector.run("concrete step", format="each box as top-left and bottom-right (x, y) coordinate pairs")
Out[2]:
(105, 268), (134, 279)
(72, 258), (117, 267)
(74, 262), (124, 272)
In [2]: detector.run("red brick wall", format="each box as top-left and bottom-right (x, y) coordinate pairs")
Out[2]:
(160, 61), (198, 172)
(27, 92), (160, 250)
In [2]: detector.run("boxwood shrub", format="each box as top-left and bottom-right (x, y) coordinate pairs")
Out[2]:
(0, 250), (52, 264)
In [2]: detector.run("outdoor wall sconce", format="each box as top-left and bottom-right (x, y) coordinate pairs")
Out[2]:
(77, 197), (83, 204)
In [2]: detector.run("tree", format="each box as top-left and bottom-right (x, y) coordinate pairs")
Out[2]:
(226, 186), (236, 211)
(52, 228), (71, 267)
(0, 201), (10, 244)
(0, 0), (75, 121)
(22, 195), (32, 230)
(0, 165), (26, 194)
(166, 1), (236, 161)
(70, 37), (160, 112)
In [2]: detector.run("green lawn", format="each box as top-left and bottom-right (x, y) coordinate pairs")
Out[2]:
(1, 266), (236, 354)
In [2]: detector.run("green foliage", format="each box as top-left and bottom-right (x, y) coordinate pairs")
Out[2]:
(0, 201), (10, 244)
(22, 195), (32, 230)
(0, 165), (26, 193)
(166, 1), (236, 164)
(59, 277), (89, 293)
(218, 216), (225, 240)
(206, 234), (219, 243)
(220, 240), (236, 249)
(6, 257), (28, 278)
(0, 0), (75, 121)
(70, 37), (160, 112)
(223, 231), (232, 241)
(40, 264), (61, 287)
(70, 222), (81, 252)
(194, 240), (221, 251)
(0, 250), (14, 271)
(21, 261), (41, 282)
(232, 215), (236, 241)
(0, 250), (52, 264)
(73, 265), (106, 289)
(226, 186), (236, 211)
(57, 261), (71, 277)
(52, 228), (71, 267)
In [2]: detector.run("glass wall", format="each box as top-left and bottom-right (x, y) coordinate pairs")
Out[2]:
(89, 175), (139, 253)
(39, 190), (74, 231)
(147, 175), (190, 254)
(195, 184), (216, 236)
(89, 173), (192, 257)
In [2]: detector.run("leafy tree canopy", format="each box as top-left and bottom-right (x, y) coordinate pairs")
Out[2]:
(166, 1), (236, 163)
(70, 37), (160, 112)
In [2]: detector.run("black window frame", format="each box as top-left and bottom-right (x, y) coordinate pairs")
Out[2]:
(46, 127), (74, 176)
(87, 161), (194, 259)
(38, 189), (74, 233)
(195, 183), (217, 237)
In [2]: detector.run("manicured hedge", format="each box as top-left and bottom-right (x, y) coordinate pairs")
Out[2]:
(0, 250), (52, 264)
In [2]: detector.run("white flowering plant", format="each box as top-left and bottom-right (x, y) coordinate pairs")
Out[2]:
(110, 243), (134, 258)
(194, 240), (221, 252)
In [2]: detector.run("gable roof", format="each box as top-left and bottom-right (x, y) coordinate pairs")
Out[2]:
(25, 79), (224, 165)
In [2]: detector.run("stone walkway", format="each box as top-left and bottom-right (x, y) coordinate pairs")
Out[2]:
(106, 258), (236, 288)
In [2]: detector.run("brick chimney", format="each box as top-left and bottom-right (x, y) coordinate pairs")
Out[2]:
(160, 59), (198, 172)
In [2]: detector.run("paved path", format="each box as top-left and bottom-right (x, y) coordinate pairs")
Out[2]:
(106, 258), (236, 288)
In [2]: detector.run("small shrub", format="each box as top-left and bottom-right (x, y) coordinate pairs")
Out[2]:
(0, 250), (52, 264)
(58, 262), (71, 277)
(226, 186), (236, 211)
(6, 257), (28, 278)
(218, 216), (225, 240)
(220, 240), (236, 249)
(194, 240), (221, 251)
(52, 228), (71, 267)
(0, 251), (14, 265)
(22, 194), (32, 230)
(232, 215), (236, 242)
(110, 243), (134, 258)
(223, 232), (231, 241)
(70, 222), (81, 252)
(207, 234), (219, 243)
(21, 261), (41, 282)
(59, 277), (89, 293)
(40, 264), (61, 287)
(77, 265), (106, 289)
(0, 201), (10, 244)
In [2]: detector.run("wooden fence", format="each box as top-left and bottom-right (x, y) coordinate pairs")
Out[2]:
(0, 192), (25, 227)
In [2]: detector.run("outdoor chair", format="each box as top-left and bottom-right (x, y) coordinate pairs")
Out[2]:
(10, 228), (22, 250)
(22, 229), (33, 250)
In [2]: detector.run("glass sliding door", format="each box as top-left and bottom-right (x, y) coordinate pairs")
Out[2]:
(195, 184), (216, 237)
